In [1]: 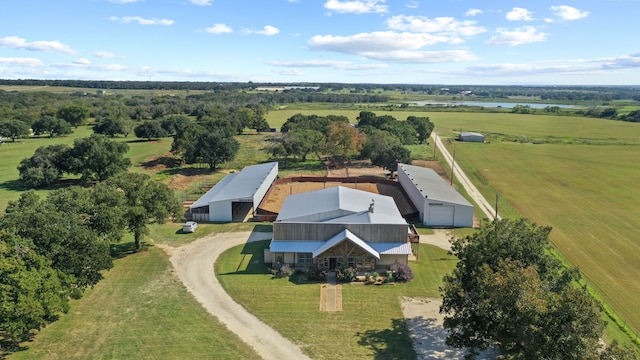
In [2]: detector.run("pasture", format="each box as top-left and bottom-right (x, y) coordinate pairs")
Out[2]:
(436, 117), (640, 338)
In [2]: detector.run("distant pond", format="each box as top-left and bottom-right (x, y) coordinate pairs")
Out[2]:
(411, 101), (580, 109)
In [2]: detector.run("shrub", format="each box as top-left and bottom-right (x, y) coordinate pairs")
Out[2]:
(306, 263), (328, 281)
(390, 262), (414, 283)
(336, 267), (357, 283)
(271, 263), (293, 279)
(384, 270), (394, 283)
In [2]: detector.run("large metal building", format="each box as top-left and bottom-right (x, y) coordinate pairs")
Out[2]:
(397, 163), (474, 228)
(189, 162), (278, 222)
(267, 186), (412, 270)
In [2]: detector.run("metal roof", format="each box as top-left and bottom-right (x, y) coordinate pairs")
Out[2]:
(276, 186), (405, 223)
(268, 239), (411, 256)
(269, 240), (325, 253)
(398, 163), (473, 206)
(370, 242), (412, 255)
(459, 132), (484, 137)
(312, 229), (380, 259)
(190, 162), (277, 209)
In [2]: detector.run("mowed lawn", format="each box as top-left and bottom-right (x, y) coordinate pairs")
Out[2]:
(436, 117), (640, 336)
(10, 241), (260, 360)
(216, 240), (457, 360)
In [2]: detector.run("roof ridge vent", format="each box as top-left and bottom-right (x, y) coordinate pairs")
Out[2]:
(368, 199), (375, 213)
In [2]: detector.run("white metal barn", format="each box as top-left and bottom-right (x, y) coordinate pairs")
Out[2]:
(397, 163), (474, 228)
(458, 132), (485, 142)
(189, 162), (278, 222)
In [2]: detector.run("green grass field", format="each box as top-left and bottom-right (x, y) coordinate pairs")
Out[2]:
(216, 240), (457, 359)
(434, 117), (640, 339)
(9, 239), (261, 360)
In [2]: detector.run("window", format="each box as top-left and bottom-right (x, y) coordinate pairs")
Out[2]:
(275, 253), (284, 264)
(298, 253), (312, 265)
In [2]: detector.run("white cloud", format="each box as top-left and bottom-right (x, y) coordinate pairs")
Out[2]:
(109, 16), (174, 25)
(255, 25), (280, 36)
(550, 5), (589, 21)
(275, 69), (304, 76)
(94, 50), (117, 59)
(0, 36), (75, 54)
(73, 58), (91, 65)
(270, 59), (387, 70)
(205, 23), (232, 34)
(324, 0), (388, 14)
(190, 0), (212, 5)
(308, 31), (479, 63)
(599, 53), (640, 69)
(309, 31), (451, 54)
(466, 8), (482, 17)
(0, 57), (44, 67)
(485, 26), (547, 46)
(506, 7), (534, 21)
(362, 49), (480, 63)
(386, 15), (486, 38)
(405, 1), (418, 9)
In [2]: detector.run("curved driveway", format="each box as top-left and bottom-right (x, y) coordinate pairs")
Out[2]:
(165, 231), (311, 360)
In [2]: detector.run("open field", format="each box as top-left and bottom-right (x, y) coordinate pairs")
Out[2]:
(436, 122), (640, 338)
(10, 238), (261, 360)
(216, 240), (457, 359)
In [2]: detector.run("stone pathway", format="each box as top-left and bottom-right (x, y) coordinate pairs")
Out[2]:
(320, 271), (342, 311)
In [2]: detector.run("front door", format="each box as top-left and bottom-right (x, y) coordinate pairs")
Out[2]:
(329, 257), (337, 270)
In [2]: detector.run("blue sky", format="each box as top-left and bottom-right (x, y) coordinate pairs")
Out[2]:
(1, 0), (639, 85)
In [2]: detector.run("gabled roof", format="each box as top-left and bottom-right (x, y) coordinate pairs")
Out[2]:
(460, 131), (484, 137)
(398, 163), (473, 206)
(190, 162), (277, 209)
(276, 186), (405, 223)
(312, 229), (380, 259)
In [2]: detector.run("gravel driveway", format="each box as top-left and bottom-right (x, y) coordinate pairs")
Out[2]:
(163, 231), (311, 360)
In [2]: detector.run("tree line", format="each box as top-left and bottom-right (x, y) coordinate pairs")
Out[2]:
(266, 111), (433, 174)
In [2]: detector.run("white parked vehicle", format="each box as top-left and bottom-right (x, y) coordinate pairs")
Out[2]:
(182, 221), (198, 233)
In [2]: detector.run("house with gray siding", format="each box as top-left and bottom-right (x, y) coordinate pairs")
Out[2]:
(267, 186), (412, 270)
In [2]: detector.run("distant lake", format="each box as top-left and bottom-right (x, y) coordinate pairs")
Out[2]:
(412, 101), (580, 109)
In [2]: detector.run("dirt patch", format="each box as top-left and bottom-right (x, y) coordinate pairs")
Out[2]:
(140, 153), (181, 171)
(325, 158), (387, 178)
(258, 180), (415, 216)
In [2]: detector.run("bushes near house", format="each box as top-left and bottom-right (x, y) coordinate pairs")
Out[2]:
(390, 262), (414, 283)
(336, 267), (357, 283)
(271, 263), (293, 279)
(306, 263), (328, 281)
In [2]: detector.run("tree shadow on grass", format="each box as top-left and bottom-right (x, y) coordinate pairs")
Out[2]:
(0, 179), (26, 192)
(357, 318), (417, 360)
(110, 241), (139, 259)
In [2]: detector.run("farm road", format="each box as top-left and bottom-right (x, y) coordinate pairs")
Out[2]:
(432, 132), (500, 221)
(162, 231), (311, 360)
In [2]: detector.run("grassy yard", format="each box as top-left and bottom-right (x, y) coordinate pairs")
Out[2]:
(434, 115), (640, 341)
(216, 240), (457, 359)
(9, 239), (260, 360)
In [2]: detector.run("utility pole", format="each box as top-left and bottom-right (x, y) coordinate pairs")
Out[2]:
(495, 193), (499, 220)
(450, 149), (456, 186)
